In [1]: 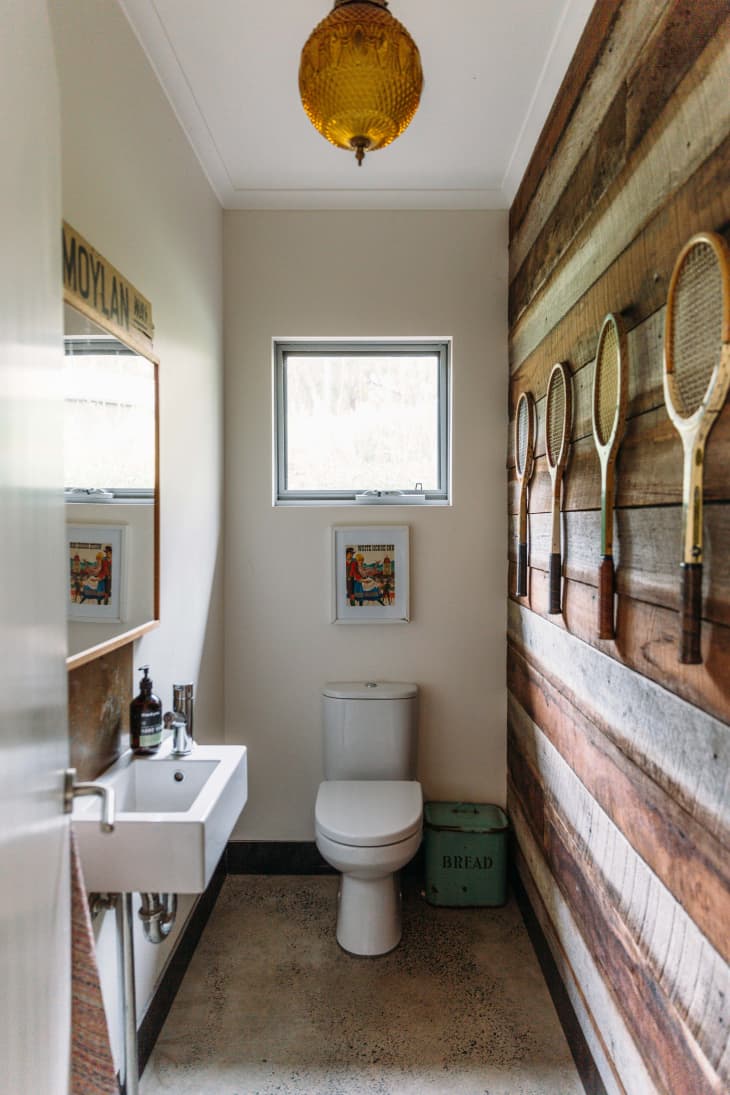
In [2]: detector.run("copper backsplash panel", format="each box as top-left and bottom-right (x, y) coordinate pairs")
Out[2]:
(68, 644), (132, 781)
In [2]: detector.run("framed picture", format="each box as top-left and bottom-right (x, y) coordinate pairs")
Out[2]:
(331, 526), (410, 624)
(67, 525), (124, 621)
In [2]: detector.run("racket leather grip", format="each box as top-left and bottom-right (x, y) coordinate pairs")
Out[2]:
(679, 563), (703, 664)
(516, 542), (528, 598)
(548, 553), (562, 614)
(598, 556), (615, 639)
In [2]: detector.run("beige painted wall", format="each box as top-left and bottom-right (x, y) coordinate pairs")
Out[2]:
(50, 0), (223, 1043)
(224, 210), (508, 840)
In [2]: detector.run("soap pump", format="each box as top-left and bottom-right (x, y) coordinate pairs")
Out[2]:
(130, 665), (163, 755)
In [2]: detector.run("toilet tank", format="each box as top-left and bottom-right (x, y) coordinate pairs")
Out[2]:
(322, 681), (418, 780)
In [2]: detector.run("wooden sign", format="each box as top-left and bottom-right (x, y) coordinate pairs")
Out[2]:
(62, 222), (154, 357)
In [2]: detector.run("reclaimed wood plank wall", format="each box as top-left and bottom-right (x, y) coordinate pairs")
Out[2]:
(507, 3), (730, 1092)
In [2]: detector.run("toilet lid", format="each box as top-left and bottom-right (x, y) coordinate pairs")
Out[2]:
(315, 781), (422, 847)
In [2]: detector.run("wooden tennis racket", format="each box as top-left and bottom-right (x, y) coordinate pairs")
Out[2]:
(592, 313), (629, 639)
(515, 391), (536, 598)
(664, 230), (730, 664)
(545, 362), (573, 615)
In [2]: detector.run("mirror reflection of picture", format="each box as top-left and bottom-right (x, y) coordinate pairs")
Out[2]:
(67, 524), (124, 622)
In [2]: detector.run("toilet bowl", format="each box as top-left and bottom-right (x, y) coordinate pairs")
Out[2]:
(315, 778), (422, 955)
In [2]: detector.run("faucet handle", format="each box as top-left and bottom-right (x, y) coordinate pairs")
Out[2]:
(172, 683), (194, 736)
(169, 683), (194, 756)
(172, 681), (193, 708)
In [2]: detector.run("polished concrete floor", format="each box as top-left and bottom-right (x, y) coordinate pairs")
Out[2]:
(140, 876), (583, 1095)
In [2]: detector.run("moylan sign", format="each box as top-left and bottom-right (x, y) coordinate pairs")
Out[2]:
(62, 222), (154, 357)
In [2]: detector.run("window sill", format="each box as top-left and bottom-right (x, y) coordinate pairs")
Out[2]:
(273, 498), (452, 508)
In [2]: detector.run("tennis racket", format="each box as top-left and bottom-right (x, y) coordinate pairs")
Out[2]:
(592, 313), (629, 639)
(545, 362), (573, 614)
(515, 391), (536, 597)
(663, 231), (730, 664)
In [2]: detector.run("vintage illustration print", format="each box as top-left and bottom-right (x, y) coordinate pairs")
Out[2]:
(332, 526), (409, 623)
(67, 524), (123, 621)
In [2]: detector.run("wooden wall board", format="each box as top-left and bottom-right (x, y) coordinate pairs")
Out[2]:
(509, 87), (628, 328)
(512, 843), (623, 1095)
(508, 504), (730, 625)
(624, 0), (730, 158)
(508, 307), (666, 445)
(510, 136), (730, 379)
(508, 6), (730, 1086)
(68, 643), (131, 782)
(510, 765), (726, 1094)
(508, 601), (730, 845)
(510, 6), (729, 320)
(508, 676), (730, 962)
(508, 564), (730, 724)
(510, 795), (662, 1095)
(509, 707), (730, 1080)
(509, 0), (663, 261)
(510, 24), (730, 341)
(508, 402), (730, 514)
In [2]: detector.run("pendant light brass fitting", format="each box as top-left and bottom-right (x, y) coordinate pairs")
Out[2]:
(299, 0), (423, 166)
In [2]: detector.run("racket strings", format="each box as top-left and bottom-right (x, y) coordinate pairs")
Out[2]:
(516, 398), (530, 476)
(595, 323), (619, 445)
(546, 376), (566, 466)
(670, 241), (723, 418)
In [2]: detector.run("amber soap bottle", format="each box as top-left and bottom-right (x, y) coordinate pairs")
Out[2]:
(130, 665), (162, 754)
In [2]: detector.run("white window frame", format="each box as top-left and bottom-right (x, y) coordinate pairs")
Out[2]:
(273, 338), (451, 505)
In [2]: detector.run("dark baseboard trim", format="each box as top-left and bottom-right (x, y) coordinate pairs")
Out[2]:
(226, 839), (426, 879)
(226, 840), (335, 875)
(511, 866), (607, 1095)
(137, 854), (226, 1077)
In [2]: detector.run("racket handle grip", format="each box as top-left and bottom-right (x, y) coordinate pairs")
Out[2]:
(598, 556), (615, 639)
(516, 542), (528, 598)
(548, 553), (562, 614)
(679, 563), (703, 664)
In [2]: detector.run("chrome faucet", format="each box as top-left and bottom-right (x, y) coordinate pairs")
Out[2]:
(164, 683), (194, 756)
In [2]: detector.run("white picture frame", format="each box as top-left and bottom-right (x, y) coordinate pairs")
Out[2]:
(67, 524), (125, 622)
(331, 525), (410, 624)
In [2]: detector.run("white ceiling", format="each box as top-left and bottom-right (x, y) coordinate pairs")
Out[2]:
(119, 0), (595, 211)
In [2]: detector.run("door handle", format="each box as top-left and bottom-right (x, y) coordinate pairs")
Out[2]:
(64, 768), (115, 832)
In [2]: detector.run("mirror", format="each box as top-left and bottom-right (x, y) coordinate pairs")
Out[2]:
(64, 302), (159, 668)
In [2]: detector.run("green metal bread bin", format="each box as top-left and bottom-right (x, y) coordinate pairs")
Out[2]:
(424, 802), (509, 907)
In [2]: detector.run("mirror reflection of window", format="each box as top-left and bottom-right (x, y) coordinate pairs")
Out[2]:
(63, 333), (155, 500)
(63, 296), (159, 668)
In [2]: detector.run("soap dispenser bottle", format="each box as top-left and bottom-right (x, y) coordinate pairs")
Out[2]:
(130, 665), (163, 754)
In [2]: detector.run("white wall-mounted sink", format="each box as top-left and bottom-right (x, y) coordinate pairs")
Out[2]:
(72, 740), (247, 893)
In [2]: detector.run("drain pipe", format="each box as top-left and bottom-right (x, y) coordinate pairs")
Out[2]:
(138, 893), (177, 944)
(117, 893), (139, 1095)
(88, 893), (178, 1095)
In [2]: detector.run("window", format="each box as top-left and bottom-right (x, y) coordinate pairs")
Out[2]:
(274, 339), (450, 504)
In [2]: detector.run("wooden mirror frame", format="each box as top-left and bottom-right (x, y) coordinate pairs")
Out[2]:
(63, 223), (160, 670)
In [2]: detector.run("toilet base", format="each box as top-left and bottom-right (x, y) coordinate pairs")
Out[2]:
(336, 872), (401, 956)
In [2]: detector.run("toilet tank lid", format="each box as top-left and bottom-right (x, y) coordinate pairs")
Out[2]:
(322, 681), (418, 700)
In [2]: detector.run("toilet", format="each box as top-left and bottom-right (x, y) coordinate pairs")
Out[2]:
(315, 681), (422, 956)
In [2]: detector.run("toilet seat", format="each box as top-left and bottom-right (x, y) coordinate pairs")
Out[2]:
(315, 780), (422, 847)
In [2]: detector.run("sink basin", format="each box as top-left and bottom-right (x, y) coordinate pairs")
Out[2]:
(72, 740), (247, 893)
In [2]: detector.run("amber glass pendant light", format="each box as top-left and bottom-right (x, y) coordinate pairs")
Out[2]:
(299, 0), (423, 165)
